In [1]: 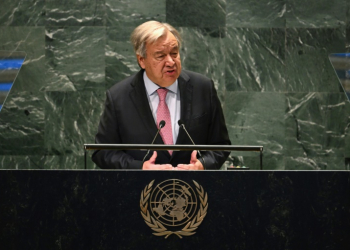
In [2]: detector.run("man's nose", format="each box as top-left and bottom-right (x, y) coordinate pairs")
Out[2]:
(164, 54), (175, 66)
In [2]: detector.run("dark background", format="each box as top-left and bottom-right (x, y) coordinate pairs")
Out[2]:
(1, 170), (349, 249)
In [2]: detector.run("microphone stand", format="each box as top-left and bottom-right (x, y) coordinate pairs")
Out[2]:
(142, 120), (165, 163)
(178, 121), (206, 170)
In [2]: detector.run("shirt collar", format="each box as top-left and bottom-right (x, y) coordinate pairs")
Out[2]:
(143, 71), (178, 96)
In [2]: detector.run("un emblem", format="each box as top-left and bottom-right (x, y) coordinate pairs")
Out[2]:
(140, 179), (208, 238)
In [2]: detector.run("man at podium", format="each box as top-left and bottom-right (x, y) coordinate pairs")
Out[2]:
(92, 21), (231, 170)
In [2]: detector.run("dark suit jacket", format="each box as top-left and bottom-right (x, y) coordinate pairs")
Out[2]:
(92, 69), (231, 169)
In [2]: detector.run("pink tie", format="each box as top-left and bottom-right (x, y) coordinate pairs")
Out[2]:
(157, 88), (173, 155)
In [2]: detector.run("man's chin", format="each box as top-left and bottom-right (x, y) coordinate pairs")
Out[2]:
(159, 74), (180, 87)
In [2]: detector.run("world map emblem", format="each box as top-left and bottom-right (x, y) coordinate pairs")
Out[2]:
(140, 179), (208, 238)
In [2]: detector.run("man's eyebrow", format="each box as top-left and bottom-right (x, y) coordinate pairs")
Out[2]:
(154, 46), (179, 55)
(154, 51), (165, 55)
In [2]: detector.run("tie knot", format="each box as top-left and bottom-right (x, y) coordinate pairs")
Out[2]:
(157, 88), (168, 101)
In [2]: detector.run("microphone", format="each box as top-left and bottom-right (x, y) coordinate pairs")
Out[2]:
(178, 120), (206, 169)
(158, 120), (166, 130)
(142, 120), (166, 162)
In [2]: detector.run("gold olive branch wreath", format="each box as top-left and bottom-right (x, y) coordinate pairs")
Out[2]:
(140, 180), (208, 239)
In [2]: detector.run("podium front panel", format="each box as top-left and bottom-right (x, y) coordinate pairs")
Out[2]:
(0, 170), (349, 249)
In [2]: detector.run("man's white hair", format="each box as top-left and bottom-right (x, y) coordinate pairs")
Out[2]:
(130, 21), (182, 58)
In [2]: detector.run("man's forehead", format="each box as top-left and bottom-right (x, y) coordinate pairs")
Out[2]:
(148, 32), (177, 46)
(152, 38), (177, 46)
(153, 44), (178, 52)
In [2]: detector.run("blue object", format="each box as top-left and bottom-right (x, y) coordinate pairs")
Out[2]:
(330, 53), (350, 57)
(0, 83), (13, 91)
(0, 59), (25, 69)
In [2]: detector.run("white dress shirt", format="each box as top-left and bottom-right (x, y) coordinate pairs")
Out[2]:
(143, 71), (181, 144)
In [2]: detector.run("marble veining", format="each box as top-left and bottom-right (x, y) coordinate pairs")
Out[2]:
(0, 0), (349, 169)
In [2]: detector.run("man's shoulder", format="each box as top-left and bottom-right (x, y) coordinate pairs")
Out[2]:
(181, 70), (211, 81)
(180, 70), (213, 88)
(108, 70), (142, 93)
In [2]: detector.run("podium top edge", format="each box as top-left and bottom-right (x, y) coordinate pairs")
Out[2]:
(83, 144), (263, 152)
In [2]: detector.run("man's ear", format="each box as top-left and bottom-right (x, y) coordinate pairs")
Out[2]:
(137, 55), (146, 69)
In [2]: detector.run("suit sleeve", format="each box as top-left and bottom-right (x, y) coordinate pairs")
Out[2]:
(201, 81), (231, 169)
(91, 90), (143, 169)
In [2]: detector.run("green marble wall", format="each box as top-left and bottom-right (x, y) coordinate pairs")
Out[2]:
(0, 0), (349, 170)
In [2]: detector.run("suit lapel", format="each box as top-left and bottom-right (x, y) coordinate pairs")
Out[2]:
(178, 71), (192, 127)
(171, 71), (192, 160)
(129, 70), (193, 161)
(129, 70), (163, 144)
